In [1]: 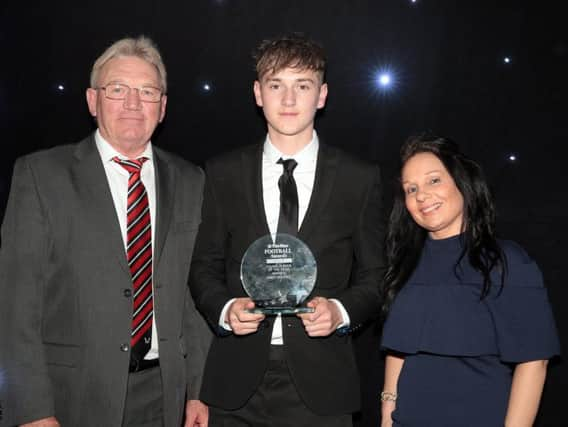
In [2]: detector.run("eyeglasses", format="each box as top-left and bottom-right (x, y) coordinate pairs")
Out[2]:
(98, 83), (164, 103)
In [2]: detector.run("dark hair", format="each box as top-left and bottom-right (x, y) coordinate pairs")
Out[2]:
(253, 33), (326, 81)
(382, 134), (507, 315)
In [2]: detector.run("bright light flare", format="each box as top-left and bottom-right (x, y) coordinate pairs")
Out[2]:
(375, 70), (395, 90)
(379, 73), (391, 86)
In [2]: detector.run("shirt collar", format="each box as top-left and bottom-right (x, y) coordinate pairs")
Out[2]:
(263, 130), (319, 167)
(94, 129), (154, 162)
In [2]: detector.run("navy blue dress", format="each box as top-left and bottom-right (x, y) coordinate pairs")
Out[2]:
(381, 235), (560, 427)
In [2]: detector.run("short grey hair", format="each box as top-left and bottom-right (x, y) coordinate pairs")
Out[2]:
(90, 36), (167, 92)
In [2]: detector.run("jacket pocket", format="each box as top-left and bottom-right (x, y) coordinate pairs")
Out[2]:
(44, 342), (80, 367)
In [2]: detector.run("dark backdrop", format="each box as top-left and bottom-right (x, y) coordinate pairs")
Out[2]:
(1, 1), (565, 426)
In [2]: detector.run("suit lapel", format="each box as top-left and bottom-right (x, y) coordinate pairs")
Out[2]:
(153, 148), (175, 269)
(72, 136), (130, 275)
(242, 144), (271, 237)
(298, 143), (338, 240)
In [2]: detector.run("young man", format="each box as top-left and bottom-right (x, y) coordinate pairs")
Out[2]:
(190, 34), (385, 426)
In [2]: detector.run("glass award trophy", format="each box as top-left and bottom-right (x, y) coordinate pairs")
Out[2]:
(240, 233), (317, 314)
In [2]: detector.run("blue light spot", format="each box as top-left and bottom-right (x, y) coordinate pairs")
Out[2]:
(378, 73), (391, 87)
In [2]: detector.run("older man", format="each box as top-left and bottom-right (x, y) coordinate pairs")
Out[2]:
(0, 37), (210, 427)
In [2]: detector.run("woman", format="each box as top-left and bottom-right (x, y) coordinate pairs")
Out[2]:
(380, 135), (560, 427)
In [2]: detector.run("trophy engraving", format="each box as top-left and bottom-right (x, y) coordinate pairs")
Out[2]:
(240, 234), (317, 314)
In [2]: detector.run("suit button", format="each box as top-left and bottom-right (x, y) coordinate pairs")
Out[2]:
(123, 289), (132, 297)
(286, 323), (292, 328)
(120, 343), (130, 352)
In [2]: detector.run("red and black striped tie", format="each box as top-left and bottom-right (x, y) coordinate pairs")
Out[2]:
(113, 157), (153, 362)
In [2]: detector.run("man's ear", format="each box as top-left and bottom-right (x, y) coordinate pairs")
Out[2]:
(86, 88), (98, 117)
(317, 83), (328, 109)
(253, 81), (264, 107)
(159, 95), (167, 123)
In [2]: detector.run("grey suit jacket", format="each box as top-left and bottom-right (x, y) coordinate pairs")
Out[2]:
(0, 135), (211, 427)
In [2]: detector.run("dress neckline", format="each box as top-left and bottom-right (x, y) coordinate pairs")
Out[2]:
(425, 233), (465, 253)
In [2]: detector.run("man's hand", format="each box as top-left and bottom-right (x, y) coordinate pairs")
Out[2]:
(226, 298), (265, 335)
(185, 399), (208, 427)
(297, 296), (343, 337)
(20, 417), (60, 427)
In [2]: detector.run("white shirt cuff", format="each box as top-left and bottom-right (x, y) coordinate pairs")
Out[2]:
(329, 298), (350, 329)
(219, 298), (236, 331)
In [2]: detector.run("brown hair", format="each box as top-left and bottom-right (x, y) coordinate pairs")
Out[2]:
(253, 33), (326, 82)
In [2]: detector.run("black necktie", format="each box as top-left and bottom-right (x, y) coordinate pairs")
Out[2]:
(276, 158), (299, 236)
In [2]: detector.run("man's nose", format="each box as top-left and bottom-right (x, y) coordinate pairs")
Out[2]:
(123, 88), (142, 110)
(282, 88), (296, 106)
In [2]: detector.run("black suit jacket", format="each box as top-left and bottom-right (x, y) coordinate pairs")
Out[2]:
(189, 142), (385, 415)
(0, 135), (211, 427)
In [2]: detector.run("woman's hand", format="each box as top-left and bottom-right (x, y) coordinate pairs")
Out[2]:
(380, 400), (396, 427)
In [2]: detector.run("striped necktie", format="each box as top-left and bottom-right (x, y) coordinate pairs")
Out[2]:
(113, 157), (153, 363)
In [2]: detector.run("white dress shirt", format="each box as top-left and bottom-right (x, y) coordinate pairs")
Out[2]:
(94, 130), (159, 359)
(220, 131), (350, 344)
